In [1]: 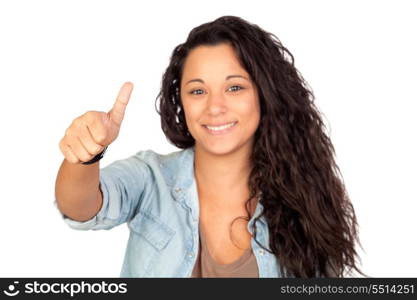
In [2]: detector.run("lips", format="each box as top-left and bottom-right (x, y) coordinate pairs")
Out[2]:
(203, 121), (237, 127)
(202, 121), (238, 134)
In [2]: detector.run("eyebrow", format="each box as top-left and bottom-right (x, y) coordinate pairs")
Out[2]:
(185, 75), (249, 85)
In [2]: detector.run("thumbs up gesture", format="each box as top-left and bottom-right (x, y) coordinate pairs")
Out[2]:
(59, 82), (134, 164)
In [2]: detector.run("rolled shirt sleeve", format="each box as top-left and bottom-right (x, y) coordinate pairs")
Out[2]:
(54, 153), (149, 231)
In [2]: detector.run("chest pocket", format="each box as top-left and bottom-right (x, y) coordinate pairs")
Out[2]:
(128, 210), (176, 251)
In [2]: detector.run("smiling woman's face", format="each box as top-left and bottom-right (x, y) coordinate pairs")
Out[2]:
(180, 43), (260, 156)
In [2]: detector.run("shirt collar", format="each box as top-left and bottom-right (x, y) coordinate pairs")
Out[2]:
(170, 146), (196, 207)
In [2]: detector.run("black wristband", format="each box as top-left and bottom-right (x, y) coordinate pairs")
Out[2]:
(81, 146), (108, 165)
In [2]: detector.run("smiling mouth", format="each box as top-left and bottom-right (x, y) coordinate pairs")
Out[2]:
(202, 121), (237, 133)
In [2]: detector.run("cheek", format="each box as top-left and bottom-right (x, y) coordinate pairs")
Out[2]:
(240, 97), (261, 127)
(182, 101), (199, 128)
(248, 109), (261, 132)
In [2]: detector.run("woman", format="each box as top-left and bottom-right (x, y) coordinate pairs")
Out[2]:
(55, 15), (363, 278)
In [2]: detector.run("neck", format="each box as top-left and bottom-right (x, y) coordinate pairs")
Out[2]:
(193, 144), (253, 206)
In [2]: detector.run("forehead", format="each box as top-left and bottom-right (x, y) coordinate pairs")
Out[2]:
(181, 43), (248, 80)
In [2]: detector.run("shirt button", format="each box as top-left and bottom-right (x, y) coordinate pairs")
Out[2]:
(175, 187), (182, 193)
(259, 249), (265, 256)
(188, 252), (194, 258)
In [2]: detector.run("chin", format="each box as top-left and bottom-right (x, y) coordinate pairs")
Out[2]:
(197, 140), (245, 156)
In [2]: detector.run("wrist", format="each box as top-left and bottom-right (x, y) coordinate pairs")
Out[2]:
(81, 146), (108, 165)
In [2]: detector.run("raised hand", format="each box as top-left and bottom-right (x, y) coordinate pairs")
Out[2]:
(59, 82), (134, 164)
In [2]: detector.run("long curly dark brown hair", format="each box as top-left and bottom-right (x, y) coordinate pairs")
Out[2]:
(155, 15), (364, 278)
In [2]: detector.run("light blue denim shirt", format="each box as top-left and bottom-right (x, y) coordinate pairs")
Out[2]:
(55, 147), (282, 277)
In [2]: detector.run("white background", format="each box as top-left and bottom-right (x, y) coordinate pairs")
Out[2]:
(0, 0), (416, 277)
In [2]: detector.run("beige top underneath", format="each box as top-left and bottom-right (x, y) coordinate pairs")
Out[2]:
(191, 224), (259, 278)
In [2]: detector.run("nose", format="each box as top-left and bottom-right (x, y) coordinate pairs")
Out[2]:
(206, 91), (227, 116)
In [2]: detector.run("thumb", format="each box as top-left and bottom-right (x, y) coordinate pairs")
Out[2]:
(108, 82), (134, 126)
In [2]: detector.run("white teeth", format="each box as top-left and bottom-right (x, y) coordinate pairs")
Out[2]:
(205, 122), (236, 131)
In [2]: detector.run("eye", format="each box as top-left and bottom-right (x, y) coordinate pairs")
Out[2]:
(189, 89), (205, 95)
(189, 86), (244, 95)
(228, 85), (244, 92)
